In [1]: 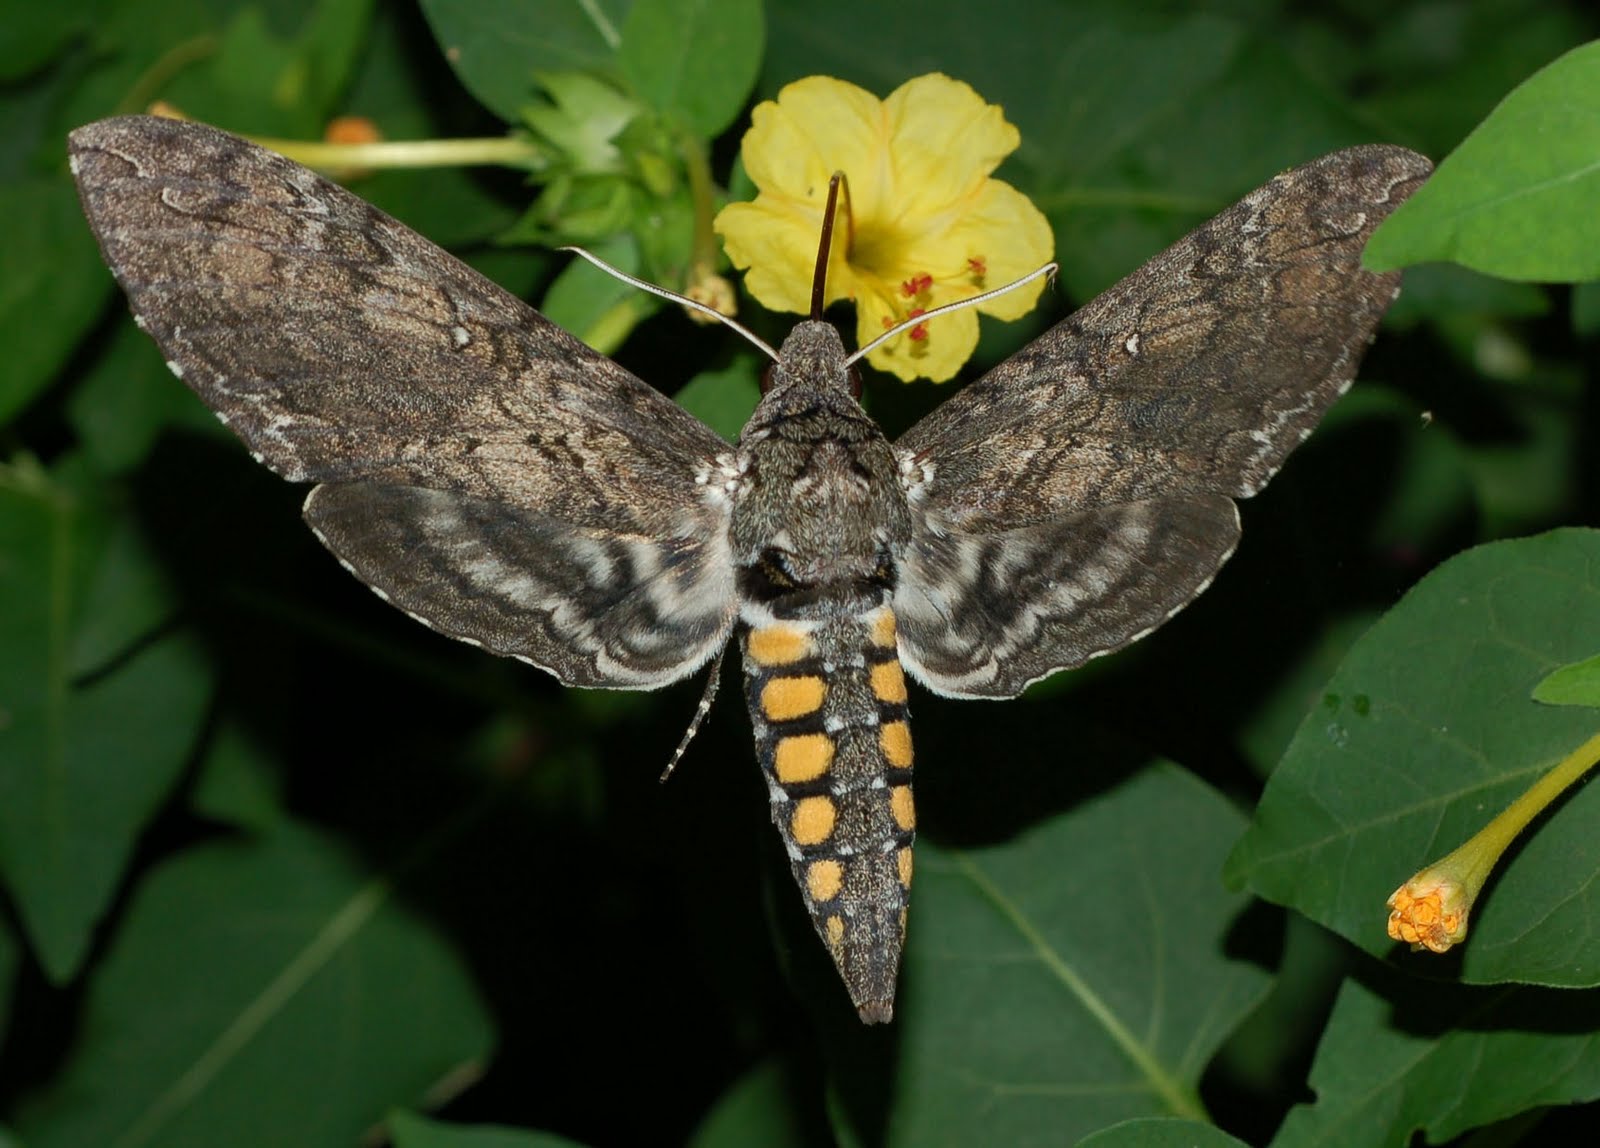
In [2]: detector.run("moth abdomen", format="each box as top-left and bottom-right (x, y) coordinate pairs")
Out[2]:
(741, 604), (915, 1024)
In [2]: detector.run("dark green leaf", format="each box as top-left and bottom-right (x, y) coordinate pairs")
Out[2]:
(688, 1060), (813, 1148)
(1533, 654), (1600, 708)
(1366, 41), (1600, 280)
(65, 315), (228, 474)
(1574, 281), (1600, 336)
(12, 825), (493, 1148)
(1077, 1117), (1252, 1148)
(1228, 529), (1600, 987)
(619, 0), (764, 137)
(1383, 263), (1551, 330)
(537, 235), (641, 334)
(419, 0), (633, 123)
(0, 917), (18, 1045)
(190, 721), (288, 832)
(1359, 0), (1592, 158)
(0, 4), (89, 82)
(865, 765), (1270, 1146)
(55, 0), (374, 141)
(0, 178), (111, 426)
(337, 5), (526, 248)
(0, 461), (211, 980)
(1272, 974), (1600, 1147)
(1239, 611), (1383, 778)
(297, 0), (377, 112)
(389, 1109), (591, 1147)
(673, 359), (759, 442)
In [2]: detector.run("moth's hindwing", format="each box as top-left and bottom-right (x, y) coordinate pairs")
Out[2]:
(305, 484), (736, 687)
(68, 115), (738, 687)
(741, 605), (914, 1025)
(895, 144), (1433, 698)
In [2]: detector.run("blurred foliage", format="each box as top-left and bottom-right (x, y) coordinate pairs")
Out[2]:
(2, 1), (1599, 1146)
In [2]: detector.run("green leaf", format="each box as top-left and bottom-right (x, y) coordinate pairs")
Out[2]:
(619, 0), (764, 137)
(1357, 0), (1591, 160)
(858, 765), (1270, 1146)
(688, 1060), (814, 1148)
(66, 315), (229, 474)
(1574, 281), (1600, 336)
(1383, 263), (1551, 330)
(524, 70), (642, 172)
(1272, 974), (1600, 1147)
(337, 3), (525, 249)
(537, 234), (642, 333)
(1365, 41), (1600, 280)
(0, 178), (111, 426)
(1534, 654), (1600, 708)
(1238, 610), (1383, 778)
(0, 5), (89, 82)
(55, 0), (375, 142)
(419, 0), (633, 124)
(673, 359), (759, 442)
(1077, 1117), (1252, 1148)
(0, 461), (211, 980)
(0, 916), (19, 1045)
(12, 825), (493, 1148)
(389, 1109), (591, 1147)
(1227, 529), (1600, 987)
(190, 722), (288, 833)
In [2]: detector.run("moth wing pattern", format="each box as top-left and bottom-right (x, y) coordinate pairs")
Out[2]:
(69, 115), (738, 688)
(893, 145), (1433, 698)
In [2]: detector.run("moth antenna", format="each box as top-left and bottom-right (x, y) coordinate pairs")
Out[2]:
(559, 246), (780, 362)
(659, 644), (727, 782)
(811, 172), (849, 321)
(845, 262), (1061, 367)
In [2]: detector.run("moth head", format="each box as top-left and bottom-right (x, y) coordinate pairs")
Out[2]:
(764, 320), (860, 398)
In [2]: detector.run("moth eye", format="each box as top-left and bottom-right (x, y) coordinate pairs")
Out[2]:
(848, 365), (862, 400)
(759, 547), (800, 588)
(760, 363), (777, 395)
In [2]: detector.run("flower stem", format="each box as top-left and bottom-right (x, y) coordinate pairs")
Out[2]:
(248, 134), (547, 174)
(679, 127), (720, 277)
(1452, 730), (1600, 878)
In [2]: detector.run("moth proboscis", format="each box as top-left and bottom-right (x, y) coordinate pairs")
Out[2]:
(69, 114), (1431, 1023)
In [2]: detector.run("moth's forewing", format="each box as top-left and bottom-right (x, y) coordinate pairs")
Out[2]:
(68, 115), (738, 687)
(894, 145), (1433, 698)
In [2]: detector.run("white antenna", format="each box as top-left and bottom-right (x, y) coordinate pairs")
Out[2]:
(846, 262), (1060, 367)
(559, 246), (780, 362)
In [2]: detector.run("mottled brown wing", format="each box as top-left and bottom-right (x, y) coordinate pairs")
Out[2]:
(70, 115), (737, 686)
(894, 146), (1432, 698)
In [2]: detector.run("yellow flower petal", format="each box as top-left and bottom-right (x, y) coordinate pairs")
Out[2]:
(714, 198), (817, 314)
(882, 74), (1020, 216)
(917, 180), (1056, 321)
(740, 76), (884, 210)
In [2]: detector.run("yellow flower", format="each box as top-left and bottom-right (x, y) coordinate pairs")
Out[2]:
(1386, 730), (1600, 955)
(714, 74), (1054, 382)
